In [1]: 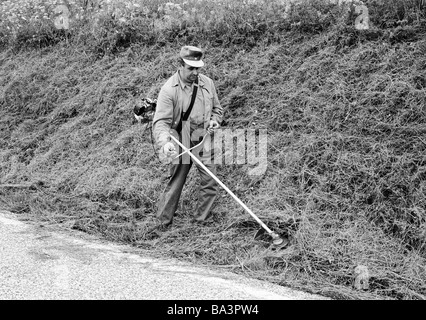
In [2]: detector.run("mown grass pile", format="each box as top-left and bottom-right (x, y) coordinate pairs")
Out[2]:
(1, 0), (426, 299)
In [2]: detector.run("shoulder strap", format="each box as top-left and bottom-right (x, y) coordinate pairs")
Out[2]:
(176, 78), (198, 133)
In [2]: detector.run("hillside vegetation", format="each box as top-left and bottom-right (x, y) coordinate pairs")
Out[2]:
(1, 0), (426, 299)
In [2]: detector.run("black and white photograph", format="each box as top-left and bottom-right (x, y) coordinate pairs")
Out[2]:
(0, 0), (425, 307)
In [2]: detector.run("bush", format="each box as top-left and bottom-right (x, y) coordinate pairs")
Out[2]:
(1, 0), (425, 54)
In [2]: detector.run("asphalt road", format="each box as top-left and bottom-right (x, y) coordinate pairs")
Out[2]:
(0, 210), (327, 300)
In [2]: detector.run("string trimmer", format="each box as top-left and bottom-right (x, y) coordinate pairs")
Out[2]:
(170, 134), (288, 249)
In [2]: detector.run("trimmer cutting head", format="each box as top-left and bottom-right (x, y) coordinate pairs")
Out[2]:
(254, 229), (290, 250)
(270, 232), (290, 250)
(271, 232), (284, 245)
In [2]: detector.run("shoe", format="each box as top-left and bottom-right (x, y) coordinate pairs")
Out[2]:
(141, 218), (170, 234)
(190, 217), (213, 226)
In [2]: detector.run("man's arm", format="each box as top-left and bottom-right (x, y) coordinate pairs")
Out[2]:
(210, 80), (223, 125)
(152, 85), (174, 150)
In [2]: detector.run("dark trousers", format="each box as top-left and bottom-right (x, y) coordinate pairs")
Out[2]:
(156, 132), (218, 225)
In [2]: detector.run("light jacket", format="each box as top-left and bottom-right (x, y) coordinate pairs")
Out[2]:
(152, 71), (223, 151)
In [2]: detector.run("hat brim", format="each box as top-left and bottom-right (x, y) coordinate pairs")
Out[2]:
(183, 58), (204, 68)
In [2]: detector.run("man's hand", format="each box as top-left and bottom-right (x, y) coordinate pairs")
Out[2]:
(207, 120), (220, 133)
(162, 141), (177, 158)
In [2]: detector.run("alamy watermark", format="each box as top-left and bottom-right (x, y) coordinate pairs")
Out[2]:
(50, 1), (371, 32)
(172, 127), (268, 176)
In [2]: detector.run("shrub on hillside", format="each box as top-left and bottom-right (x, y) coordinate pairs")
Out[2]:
(366, 0), (426, 27)
(1, 0), (425, 53)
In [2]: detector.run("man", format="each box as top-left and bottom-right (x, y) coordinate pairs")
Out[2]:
(151, 45), (223, 229)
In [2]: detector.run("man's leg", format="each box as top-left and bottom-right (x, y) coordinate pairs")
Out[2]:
(156, 163), (192, 225)
(193, 162), (218, 222)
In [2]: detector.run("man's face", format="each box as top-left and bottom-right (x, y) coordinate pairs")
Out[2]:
(180, 63), (200, 84)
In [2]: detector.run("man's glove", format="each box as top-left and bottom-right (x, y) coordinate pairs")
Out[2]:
(207, 120), (220, 133)
(162, 141), (177, 158)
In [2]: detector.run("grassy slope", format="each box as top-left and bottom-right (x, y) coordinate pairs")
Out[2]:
(1, 26), (426, 299)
